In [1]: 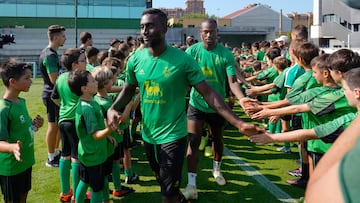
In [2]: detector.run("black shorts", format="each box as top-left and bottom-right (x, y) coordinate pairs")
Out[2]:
(308, 151), (324, 168)
(59, 120), (79, 159)
(42, 97), (59, 123)
(291, 115), (303, 130)
(120, 128), (132, 149)
(103, 155), (114, 176)
(113, 143), (122, 160)
(0, 167), (32, 202)
(144, 136), (187, 197)
(78, 162), (106, 192)
(187, 104), (225, 127)
(280, 115), (292, 121)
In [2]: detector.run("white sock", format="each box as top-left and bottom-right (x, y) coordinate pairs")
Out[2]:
(213, 160), (221, 172)
(48, 153), (55, 161)
(188, 172), (197, 187)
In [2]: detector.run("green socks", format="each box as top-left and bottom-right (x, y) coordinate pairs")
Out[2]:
(71, 161), (80, 195)
(59, 158), (71, 194)
(112, 162), (121, 190)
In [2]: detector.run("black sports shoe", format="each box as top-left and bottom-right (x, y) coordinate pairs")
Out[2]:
(179, 193), (192, 203)
(45, 158), (59, 167)
(125, 173), (139, 184)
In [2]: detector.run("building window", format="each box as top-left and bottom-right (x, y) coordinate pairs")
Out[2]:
(323, 14), (335, 23)
(340, 18), (348, 28)
(354, 24), (359, 32)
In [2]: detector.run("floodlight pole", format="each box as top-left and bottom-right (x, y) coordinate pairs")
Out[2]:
(75, 0), (78, 47)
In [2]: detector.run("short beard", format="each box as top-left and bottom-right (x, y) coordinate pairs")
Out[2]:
(145, 38), (162, 48)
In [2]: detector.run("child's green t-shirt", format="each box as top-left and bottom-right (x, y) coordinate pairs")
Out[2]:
(0, 98), (35, 176)
(75, 99), (108, 167)
(54, 72), (80, 123)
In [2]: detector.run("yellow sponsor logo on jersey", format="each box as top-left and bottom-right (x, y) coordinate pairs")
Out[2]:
(144, 80), (163, 97)
(201, 66), (213, 77)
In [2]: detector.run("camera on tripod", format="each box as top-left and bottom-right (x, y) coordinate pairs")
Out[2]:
(0, 34), (16, 48)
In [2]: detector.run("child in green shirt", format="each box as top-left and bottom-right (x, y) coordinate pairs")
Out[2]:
(306, 67), (360, 203)
(51, 48), (86, 202)
(0, 58), (44, 202)
(68, 69), (117, 203)
(92, 66), (135, 199)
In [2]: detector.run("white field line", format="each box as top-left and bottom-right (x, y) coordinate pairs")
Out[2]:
(224, 147), (299, 203)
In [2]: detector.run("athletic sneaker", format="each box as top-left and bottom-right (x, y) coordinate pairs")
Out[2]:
(112, 186), (134, 197)
(276, 146), (291, 153)
(212, 170), (226, 186)
(204, 146), (212, 157)
(71, 191), (91, 203)
(179, 192), (192, 203)
(182, 184), (198, 200)
(125, 173), (139, 184)
(60, 188), (73, 202)
(46, 158), (59, 167)
(288, 168), (302, 177)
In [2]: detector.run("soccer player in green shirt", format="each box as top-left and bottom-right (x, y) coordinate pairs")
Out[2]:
(51, 48), (86, 202)
(0, 59), (44, 203)
(184, 18), (249, 198)
(107, 8), (263, 203)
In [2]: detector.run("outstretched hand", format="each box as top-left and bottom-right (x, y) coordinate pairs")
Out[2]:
(237, 122), (265, 136)
(239, 98), (262, 116)
(248, 132), (274, 145)
(251, 108), (271, 120)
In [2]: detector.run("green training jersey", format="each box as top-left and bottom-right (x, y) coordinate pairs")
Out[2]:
(186, 42), (236, 113)
(254, 50), (265, 61)
(269, 67), (290, 101)
(256, 66), (279, 84)
(53, 72), (79, 123)
(284, 63), (305, 88)
(314, 112), (357, 142)
(286, 70), (320, 100)
(39, 47), (61, 98)
(109, 77), (131, 131)
(307, 88), (357, 153)
(94, 95), (124, 144)
(126, 45), (205, 144)
(339, 136), (360, 203)
(288, 86), (335, 106)
(75, 99), (108, 167)
(0, 98), (35, 176)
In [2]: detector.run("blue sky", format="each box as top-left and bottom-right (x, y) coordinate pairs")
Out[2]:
(152, 0), (313, 17)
